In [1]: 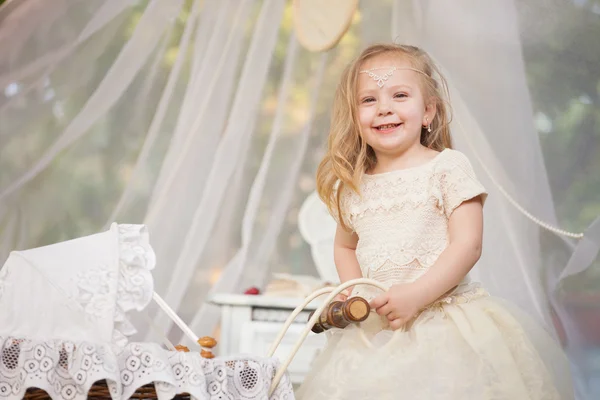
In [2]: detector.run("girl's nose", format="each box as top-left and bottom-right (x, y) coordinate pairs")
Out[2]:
(377, 101), (392, 116)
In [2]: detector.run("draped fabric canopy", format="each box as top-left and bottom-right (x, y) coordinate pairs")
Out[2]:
(0, 0), (598, 396)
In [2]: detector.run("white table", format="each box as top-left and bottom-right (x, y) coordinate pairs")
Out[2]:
(209, 293), (327, 384)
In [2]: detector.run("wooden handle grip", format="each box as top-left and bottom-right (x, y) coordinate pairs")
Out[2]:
(309, 297), (370, 333)
(343, 297), (370, 322)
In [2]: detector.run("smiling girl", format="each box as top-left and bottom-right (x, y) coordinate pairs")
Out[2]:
(295, 44), (573, 400)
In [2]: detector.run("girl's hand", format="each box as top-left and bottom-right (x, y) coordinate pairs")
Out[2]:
(369, 283), (427, 330)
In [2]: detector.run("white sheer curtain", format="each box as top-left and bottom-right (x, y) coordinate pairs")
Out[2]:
(0, 0), (598, 396)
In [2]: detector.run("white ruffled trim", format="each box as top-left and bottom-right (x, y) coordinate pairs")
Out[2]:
(0, 336), (293, 400)
(112, 224), (156, 347)
(0, 265), (8, 302)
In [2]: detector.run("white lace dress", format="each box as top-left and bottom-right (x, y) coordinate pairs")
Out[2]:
(295, 149), (574, 400)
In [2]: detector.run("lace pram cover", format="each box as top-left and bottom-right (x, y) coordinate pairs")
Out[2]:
(0, 224), (292, 399)
(0, 338), (291, 400)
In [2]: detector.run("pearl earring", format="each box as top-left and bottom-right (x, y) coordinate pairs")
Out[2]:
(424, 118), (432, 133)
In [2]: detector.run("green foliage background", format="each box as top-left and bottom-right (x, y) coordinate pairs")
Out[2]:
(0, 0), (598, 293)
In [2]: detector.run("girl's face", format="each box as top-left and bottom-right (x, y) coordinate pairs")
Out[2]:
(356, 55), (434, 159)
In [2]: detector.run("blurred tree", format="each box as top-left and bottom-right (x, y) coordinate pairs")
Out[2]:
(516, 0), (600, 294)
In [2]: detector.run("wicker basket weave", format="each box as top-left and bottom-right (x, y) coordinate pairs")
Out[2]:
(23, 380), (191, 399)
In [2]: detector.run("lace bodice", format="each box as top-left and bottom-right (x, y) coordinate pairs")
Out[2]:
(338, 149), (487, 294)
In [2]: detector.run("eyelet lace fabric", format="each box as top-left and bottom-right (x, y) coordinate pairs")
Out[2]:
(0, 337), (293, 399)
(297, 150), (574, 399)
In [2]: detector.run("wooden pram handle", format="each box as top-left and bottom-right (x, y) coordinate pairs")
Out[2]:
(309, 297), (370, 333)
(268, 278), (388, 396)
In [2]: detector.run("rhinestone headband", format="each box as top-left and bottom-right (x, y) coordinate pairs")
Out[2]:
(358, 66), (428, 88)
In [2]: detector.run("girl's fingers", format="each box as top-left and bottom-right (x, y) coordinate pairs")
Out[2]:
(389, 318), (406, 330)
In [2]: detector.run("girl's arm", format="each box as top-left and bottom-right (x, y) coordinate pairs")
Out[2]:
(333, 225), (362, 296)
(412, 197), (484, 306)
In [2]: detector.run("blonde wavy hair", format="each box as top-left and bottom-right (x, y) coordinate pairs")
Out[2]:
(316, 44), (453, 230)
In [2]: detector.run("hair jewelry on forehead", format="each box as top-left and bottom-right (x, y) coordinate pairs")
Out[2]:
(358, 66), (428, 88)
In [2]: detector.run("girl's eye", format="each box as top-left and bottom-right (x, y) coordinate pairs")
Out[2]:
(361, 97), (375, 103)
(394, 93), (407, 98)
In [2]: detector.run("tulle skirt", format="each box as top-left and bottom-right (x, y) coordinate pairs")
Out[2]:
(295, 284), (574, 400)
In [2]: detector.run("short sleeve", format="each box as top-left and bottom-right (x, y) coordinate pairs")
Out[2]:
(329, 183), (354, 231)
(437, 150), (487, 218)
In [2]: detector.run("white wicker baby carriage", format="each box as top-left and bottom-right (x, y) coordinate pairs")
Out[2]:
(0, 224), (294, 399)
